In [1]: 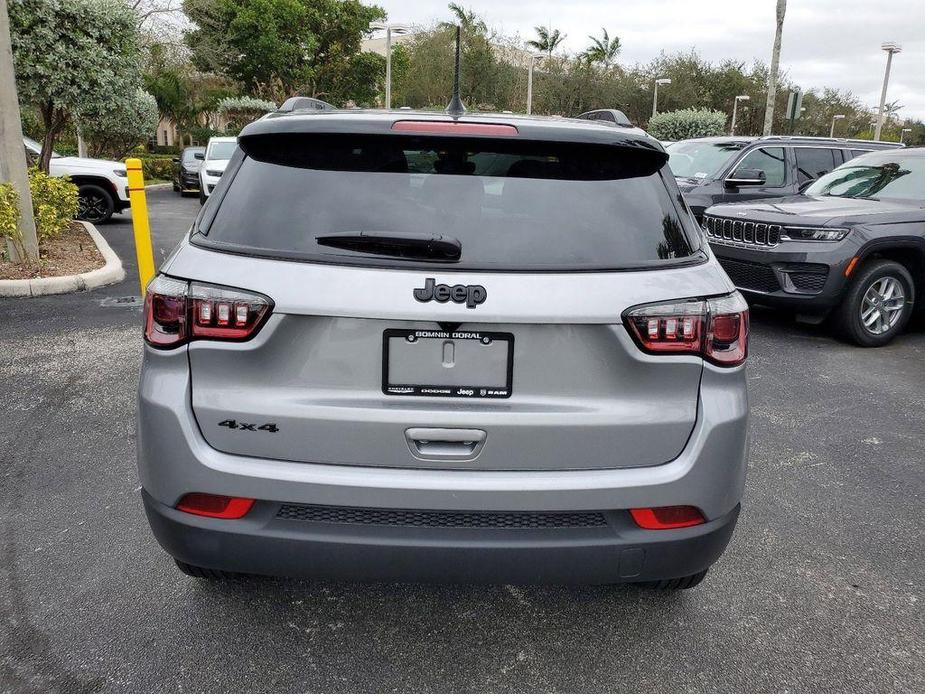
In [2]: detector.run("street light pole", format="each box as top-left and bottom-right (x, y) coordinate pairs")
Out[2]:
(874, 42), (901, 141)
(730, 95), (750, 135)
(526, 53), (543, 115)
(369, 21), (410, 109)
(0, 0), (38, 263)
(829, 114), (845, 138)
(652, 78), (671, 119)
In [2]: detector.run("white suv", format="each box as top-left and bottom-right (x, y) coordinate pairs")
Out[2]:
(198, 137), (238, 204)
(23, 136), (130, 224)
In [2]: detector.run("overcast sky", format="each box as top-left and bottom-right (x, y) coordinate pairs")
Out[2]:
(375, 0), (925, 120)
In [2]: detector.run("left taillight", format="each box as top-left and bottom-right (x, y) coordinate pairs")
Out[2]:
(623, 292), (749, 367)
(143, 275), (273, 349)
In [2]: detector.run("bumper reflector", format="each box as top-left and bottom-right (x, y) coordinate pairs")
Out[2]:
(630, 506), (706, 530)
(176, 493), (255, 519)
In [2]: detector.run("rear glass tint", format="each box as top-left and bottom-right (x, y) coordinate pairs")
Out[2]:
(197, 134), (697, 271)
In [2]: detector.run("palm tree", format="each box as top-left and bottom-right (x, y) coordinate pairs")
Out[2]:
(583, 28), (621, 69)
(762, 0), (786, 135)
(527, 25), (566, 58)
(446, 3), (486, 33)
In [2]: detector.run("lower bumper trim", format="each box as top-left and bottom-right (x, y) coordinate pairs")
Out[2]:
(143, 491), (739, 585)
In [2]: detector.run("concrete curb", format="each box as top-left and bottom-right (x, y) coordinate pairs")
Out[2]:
(0, 221), (125, 298)
(145, 182), (172, 190)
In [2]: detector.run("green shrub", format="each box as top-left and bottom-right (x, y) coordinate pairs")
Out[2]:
(139, 156), (175, 182)
(217, 96), (276, 134)
(647, 108), (727, 141)
(0, 183), (23, 258)
(29, 168), (78, 241)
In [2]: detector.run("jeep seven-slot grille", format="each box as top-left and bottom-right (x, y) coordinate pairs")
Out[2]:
(703, 215), (782, 247)
(717, 258), (780, 293)
(276, 504), (609, 529)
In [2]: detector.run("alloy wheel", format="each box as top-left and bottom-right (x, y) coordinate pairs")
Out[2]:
(78, 193), (109, 223)
(860, 276), (905, 335)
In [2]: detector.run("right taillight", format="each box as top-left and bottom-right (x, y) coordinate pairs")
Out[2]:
(623, 292), (749, 367)
(143, 275), (273, 349)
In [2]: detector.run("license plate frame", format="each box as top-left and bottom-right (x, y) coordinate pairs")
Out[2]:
(382, 328), (514, 399)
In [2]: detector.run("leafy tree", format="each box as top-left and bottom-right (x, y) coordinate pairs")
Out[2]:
(527, 25), (565, 58)
(583, 29), (621, 70)
(83, 89), (160, 159)
(216, 95), (276, 133)
(183, 0), (385, 102)
(9, 0), (144, 171)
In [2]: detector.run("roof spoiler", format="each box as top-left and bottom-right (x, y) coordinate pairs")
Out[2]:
(277, 97), (337, 113)
(575, 109), (634, 127)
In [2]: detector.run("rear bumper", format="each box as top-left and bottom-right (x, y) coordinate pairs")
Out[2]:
(143, 491), (740, 584)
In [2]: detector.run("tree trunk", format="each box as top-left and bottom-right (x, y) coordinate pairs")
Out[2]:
(37, 102), (70, 172)
(762, 0), (786, 136)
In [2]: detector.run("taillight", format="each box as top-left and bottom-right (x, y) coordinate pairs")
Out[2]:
(623, 292), (749, 367)
(144, 275), (272, 348)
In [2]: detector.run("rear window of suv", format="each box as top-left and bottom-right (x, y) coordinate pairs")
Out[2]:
(195, 133), (699, 271)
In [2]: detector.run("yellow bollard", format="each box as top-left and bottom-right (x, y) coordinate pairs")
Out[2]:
(125, 157), (156, 296)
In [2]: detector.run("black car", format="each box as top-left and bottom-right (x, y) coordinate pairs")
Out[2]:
(667, 136), (903, 222)
(172, 146), (205, 194)
(704, 148), (925, 346)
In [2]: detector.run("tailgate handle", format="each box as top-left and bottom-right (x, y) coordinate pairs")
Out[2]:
(405, 428), (486, 461)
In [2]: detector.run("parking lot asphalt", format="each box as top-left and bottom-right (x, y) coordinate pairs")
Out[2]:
(1, 188), (923, 694)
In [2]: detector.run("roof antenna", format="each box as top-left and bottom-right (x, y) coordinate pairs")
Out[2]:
(445, 25), (466, 116)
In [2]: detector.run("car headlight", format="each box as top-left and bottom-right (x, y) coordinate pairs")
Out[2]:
(113, 168), (127, 178)
(781, 227), (850, 242)
(205, 169), (223, 177)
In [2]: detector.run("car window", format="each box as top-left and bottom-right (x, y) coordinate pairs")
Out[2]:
(182, 149), (203, 163)
(795, 147), (837, 184)
(207, 141), (237, 160)
(197, 133), (698, 271)
(666, 141), (745, 179)
(805, 154), (925, 202)
(732, 147), (786, 186)
(847, 149), (872, 161)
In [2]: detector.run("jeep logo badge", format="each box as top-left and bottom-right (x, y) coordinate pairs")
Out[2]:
(413, 278), (486, 309)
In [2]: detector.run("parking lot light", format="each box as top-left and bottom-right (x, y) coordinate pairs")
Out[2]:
(830, 114), (846, 138)
(526, 52), (544, 115)
(874, 42), (902, 141)
(652, 78), (671, 119)
(369, 21), (410, 109)
(730, 95), (750, 135)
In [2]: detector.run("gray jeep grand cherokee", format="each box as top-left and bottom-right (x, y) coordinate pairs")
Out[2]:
(137, 107), (749, 588)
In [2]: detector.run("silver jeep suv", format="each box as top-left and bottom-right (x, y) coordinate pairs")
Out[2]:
(137, 109), (749, 589)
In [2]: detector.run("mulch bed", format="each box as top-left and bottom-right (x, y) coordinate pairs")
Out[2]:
(0, 222), (104, 280)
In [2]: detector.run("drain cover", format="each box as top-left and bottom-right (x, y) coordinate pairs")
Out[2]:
(99, 296), (144, 308)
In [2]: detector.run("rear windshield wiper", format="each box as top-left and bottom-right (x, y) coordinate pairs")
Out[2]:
(315, 231), (462, 262)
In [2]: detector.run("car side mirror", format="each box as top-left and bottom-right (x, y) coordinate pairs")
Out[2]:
(724, 168), (766, 187)
(194, 152), (205, 160)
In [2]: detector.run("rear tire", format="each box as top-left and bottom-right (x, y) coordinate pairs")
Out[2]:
(76, 183), (115, 224)
(639, 568), (708, 590)
(834, 259), (914, 347)
(174, 559), (243, 581)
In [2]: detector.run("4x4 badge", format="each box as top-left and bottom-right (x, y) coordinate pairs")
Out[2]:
(413, 278), (486, 309)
